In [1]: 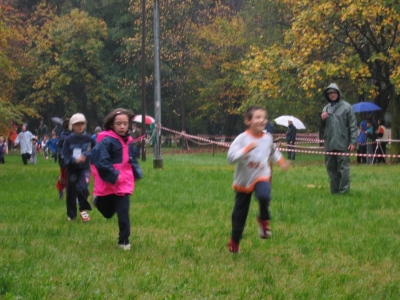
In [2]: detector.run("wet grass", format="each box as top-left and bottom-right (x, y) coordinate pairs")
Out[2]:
(0, 150), (399, 299)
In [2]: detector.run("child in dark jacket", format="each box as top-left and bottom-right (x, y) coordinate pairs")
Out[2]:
(56, 118), (71, 199)
(47, 132), (59, 162)
(0, 135), (7, 164)
(62, 113), (95, 222)
(91, 108), (143, 250)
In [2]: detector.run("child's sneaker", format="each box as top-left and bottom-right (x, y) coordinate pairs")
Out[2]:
(257, 217), (272, 239)
(80, 210), (90, 222)
(119, 244), (131, 251)
(227, 238), (240, 253)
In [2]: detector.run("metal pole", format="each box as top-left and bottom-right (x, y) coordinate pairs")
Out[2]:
(153, 0), (163, 169)
(141, 0), (147, 161)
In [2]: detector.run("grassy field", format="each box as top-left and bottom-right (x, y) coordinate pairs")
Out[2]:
(0, 149), (399, 299)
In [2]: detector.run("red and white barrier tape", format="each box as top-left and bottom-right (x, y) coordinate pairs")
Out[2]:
(277, 147), (400, 158)
(132, 134), (147, 143)
(160, 125), (400, 158)
(161, 126), (231, 147)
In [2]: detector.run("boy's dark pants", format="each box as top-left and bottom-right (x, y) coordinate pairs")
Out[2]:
(231, 181), (271, 244)
(0, 153), (4, 164)
(66, 168), (92, 219)
(96, 194), (131, 245)
(21, 153), (31, 165)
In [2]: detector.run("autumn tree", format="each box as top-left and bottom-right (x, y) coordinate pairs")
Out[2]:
(124, 0), (250, 137)
(26, 8), (114, 129)
(242, 0), (400, 157)
(187, 12), (249, 136)
(0, 4), (36, 135)
(80, 0), (141, 110)
(125, 0), (199, 135)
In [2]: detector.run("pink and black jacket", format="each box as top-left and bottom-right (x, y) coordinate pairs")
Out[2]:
(91, 130), (143, 196)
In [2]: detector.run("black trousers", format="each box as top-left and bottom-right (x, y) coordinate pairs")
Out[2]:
(287, 144), (296, 160)
(21, 153), (31, 165)
(357, 145), (367, 163)
(66, 168), (92, 219)
(96, 194), (131, 245)
(231, 181), (271, 244)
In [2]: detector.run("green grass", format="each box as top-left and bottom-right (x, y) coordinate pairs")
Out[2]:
(0, 150), (399, 299)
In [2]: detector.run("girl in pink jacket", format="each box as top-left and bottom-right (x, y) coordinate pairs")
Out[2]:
(91, 108), (143, 250)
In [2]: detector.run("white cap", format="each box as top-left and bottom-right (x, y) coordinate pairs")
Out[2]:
(69, 113), (86, 130)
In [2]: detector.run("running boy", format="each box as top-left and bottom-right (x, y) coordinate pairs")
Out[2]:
(227, 106), (290, 253)
(14, 123), (34, 165)
(47, 132), (59, 163)
(62, 113), (95, 222)
(91, 108), (143, 250)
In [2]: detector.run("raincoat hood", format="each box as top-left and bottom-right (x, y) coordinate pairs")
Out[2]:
(324, 83), (343, 102)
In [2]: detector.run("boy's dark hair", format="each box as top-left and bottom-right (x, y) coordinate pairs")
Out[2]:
(103, 108), (134, 131)
(244, 106), (266, 121)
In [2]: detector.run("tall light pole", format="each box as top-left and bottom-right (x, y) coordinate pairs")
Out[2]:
(153, 0), (163, 168)
(141, 0), (147, 161)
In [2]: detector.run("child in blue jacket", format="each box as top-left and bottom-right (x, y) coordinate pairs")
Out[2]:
(62, 113), (95, 222)
(91, 108), (143, 250)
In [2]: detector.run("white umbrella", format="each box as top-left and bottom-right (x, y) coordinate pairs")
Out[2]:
(51, 117), (63, 125)
(274, 115), (306, 130)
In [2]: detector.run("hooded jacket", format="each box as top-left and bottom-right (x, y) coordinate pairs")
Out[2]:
(91, 130), (143, 196)
(321, 83), (358, 151)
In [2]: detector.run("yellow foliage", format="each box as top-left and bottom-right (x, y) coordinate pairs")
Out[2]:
(242, 0), (400, 105)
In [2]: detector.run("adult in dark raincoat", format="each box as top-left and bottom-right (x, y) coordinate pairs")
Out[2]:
(320, 83), (357, 194)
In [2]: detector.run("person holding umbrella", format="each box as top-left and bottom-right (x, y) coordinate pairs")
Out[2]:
(286, 118), (296, 160)
(320, 83), (357, 194)
(52, 117), (63, 138)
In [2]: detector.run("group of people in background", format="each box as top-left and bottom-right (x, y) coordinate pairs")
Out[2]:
(357, 112), (389, 164)
(3, 110), (144, 251)
(7, 119), (68, 165)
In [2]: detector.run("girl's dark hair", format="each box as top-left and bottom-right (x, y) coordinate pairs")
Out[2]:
(244, 106), (266, 121)
(379, 118), (385, 126)
(103, 108), (134, 131)
(63, 118), (70, 130)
